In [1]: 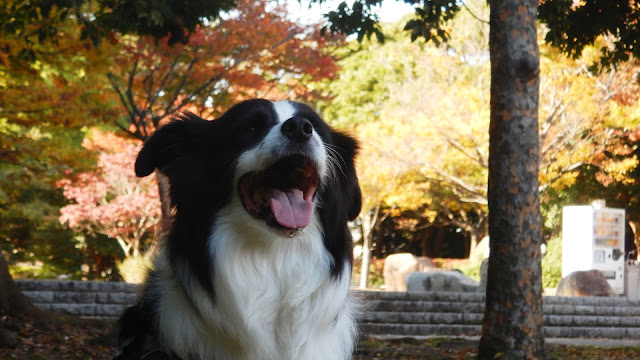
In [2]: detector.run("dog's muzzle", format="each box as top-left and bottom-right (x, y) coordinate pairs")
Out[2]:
(239, 154), (319, 232)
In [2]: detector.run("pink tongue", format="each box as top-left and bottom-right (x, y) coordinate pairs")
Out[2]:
(269, 189), (313, 230)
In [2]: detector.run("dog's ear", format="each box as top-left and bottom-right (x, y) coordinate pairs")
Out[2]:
(332, 131), (362, 221)
(135, 112), (211, 178)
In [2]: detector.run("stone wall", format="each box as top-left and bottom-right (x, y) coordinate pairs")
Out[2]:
(359, 290), (640, 339)
(16, 280), (640, 339)
(16, 280), (138, 320)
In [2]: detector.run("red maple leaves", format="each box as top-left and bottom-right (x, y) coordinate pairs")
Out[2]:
(58, 131), (161, 258)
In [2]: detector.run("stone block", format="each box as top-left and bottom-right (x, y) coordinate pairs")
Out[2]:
(96, 292), (137, 305)
(574, 305), (596, 315)
(625, 328), (640, 337)
(22, 291), (54, 304)
(552, 305), (575, 315)
(618, 306), (640, 316)
(544, 326), (571, 338)
(53, 291), (97, 304)
(619, 316), (640, 327)
(462, 313), (483, 324)
(96, 304), (128, 317)
(461, 302), (484, 313)
(430, 312), (463, 325)
(543, 295), (568, 304)
(51, 304), (96, 316)
(16, 280), (60, 291)
(573, 327), (626, 338)
(458, 292), (485, 303)
(56, 281), (88, 291)
(544, 314), (573, 326)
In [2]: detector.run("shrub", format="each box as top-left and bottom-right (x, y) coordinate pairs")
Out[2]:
(542, 236), (562, 289)
(117, 256), (151, 283)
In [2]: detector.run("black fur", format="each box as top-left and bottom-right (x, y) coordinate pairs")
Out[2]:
(113, 99), (361, 359)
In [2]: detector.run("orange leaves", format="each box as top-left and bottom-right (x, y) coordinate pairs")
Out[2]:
(107, 0), (341, 140)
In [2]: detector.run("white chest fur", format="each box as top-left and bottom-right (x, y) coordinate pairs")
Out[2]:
(153, 212), (357, 360)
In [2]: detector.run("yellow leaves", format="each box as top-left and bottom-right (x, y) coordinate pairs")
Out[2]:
(600, 155), (638, 184)
(385, 178), (432, 210)
(606, 102), (640, 129)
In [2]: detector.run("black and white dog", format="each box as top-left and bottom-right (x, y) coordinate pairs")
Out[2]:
(114, 99), (362, 360)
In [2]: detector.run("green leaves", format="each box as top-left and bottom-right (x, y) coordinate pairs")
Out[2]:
(539, 0), (640, 70)
(320, 0), (460, 46)
(404, 0), (459, 45)
(323, 0), (385, 43)
(0, 0), (237, 63)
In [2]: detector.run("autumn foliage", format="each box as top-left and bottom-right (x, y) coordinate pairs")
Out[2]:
(108, 0), (340, 141)
(58, 131), (161, 259)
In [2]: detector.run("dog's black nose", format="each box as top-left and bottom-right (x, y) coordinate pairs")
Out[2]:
(281, 117), (313, 142)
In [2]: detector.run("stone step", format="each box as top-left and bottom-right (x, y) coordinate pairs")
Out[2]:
(356, 291), (485, 303)
(360, 323), (480, 337)
(15, 281), (640, 339)
(362, 311), (640, 328)
(31, 302), (129, 318)
(367, 301), (640, 317)
(359, 290), (640, 307)
(22, 290), (137, 305)
(367, 300), (485, 313)
(360, 323), (640, 339)
(361, 311), (483, 325)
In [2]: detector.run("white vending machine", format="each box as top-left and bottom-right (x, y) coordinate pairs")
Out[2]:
(562, 205), (626, 294)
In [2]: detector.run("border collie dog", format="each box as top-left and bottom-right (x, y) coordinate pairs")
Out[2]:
(113, 99), (362, 360)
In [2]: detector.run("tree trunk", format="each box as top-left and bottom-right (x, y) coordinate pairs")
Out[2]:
(0, 253), (42, 317)
(359, 213), (373, 289)
(478, 0), (546, 359)
(0, 252), (53, 347)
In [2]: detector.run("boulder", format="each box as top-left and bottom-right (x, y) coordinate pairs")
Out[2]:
(405, 271), (479, 293)
(383, 253), (437, 291)
(555, 270), (614, 297)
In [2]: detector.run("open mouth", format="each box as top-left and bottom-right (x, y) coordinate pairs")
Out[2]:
(239, 155), (320, 232)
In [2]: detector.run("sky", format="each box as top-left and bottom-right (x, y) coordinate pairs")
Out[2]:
(285, 0), (415, 25)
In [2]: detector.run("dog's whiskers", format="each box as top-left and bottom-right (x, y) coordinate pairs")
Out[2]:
(325, 144), (348, 183)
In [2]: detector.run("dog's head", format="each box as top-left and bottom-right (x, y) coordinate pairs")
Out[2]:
(135, 99), (361, 244)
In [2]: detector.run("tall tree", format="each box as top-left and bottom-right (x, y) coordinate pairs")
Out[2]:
(0, 5), (118, 277)
(478, 0), (545, 358)
(0, 4), (118, 342)
(318, 0), (547, 357)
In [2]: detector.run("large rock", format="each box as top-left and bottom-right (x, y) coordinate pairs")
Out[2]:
(555, 270), (614, 297)
(383, 253), (437, 291)
(405, 271), (479, 293)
